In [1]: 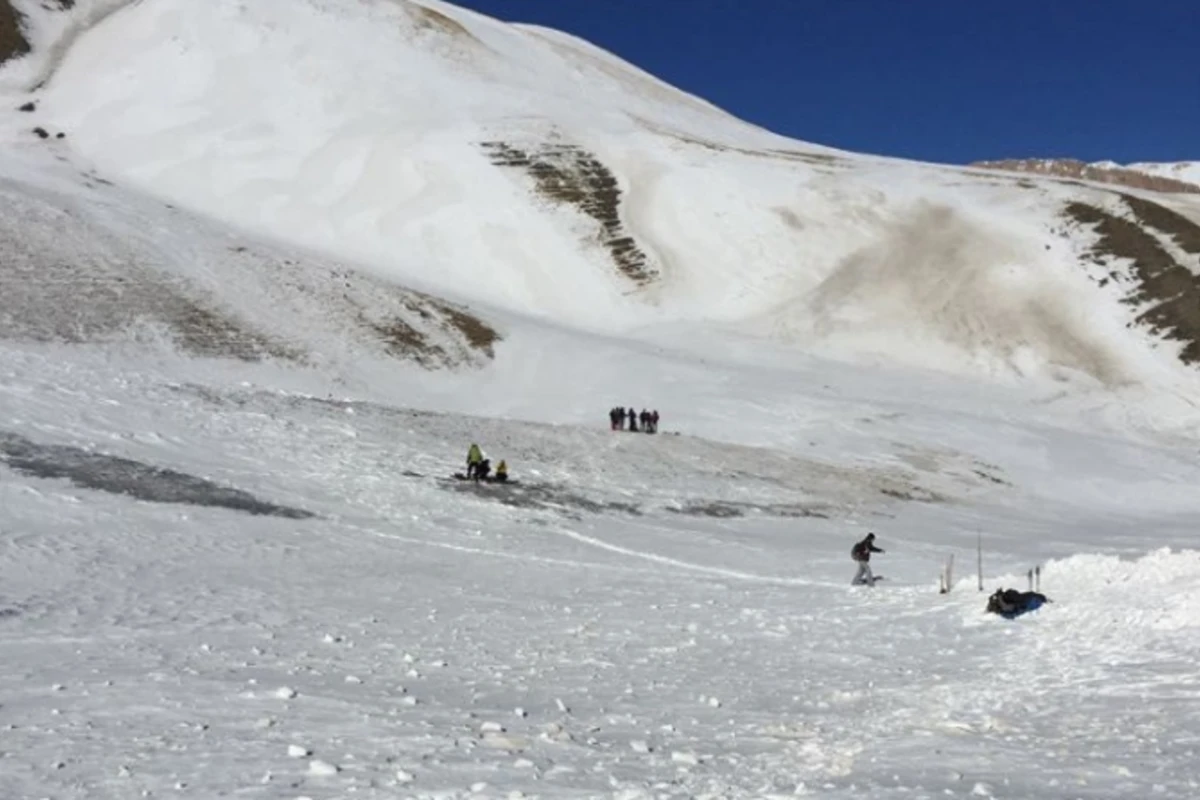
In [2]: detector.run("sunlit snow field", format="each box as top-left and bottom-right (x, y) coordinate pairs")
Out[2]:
(1, 1), (1200, 797)
(4, 334), (1200, 799)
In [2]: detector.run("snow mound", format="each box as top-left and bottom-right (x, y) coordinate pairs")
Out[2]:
(1038, 548), (1200, 635)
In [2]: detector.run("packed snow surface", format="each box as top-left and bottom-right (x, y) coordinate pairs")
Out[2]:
(5, 327), (1200, 799)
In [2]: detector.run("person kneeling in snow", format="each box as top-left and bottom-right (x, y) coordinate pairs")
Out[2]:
(851, 533), (884, 585)
(986, 588), (1049, 618)
(493, 459), (508, 483)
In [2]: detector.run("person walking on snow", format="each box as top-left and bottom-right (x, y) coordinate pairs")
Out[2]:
(851, 533), (884, 586)
(466, 443), (483, 480)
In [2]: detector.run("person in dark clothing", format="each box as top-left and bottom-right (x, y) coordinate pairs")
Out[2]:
(639, 409), (650, 431)
(986, 588), (1049, 618)
(650, 409), (659, 433)
(609, 407), (620, 431)
(627, 406), (638, 432)
(851, 533), (884, 585)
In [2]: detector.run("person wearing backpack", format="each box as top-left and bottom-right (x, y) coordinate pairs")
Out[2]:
(851, 533), (885, 586)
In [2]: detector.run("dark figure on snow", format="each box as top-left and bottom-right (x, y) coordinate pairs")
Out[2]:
(466, 443), (483, 480)
(639, 409), (650, 431)
(851, 533), (884, 586)
(493, 459), (508, 483)
(650, 409), (659, 433)
(627, 406), (638, 432)
(986, 588), (1049, 618)
(476, 458), (491, 480)
(609, 407), (621, 431)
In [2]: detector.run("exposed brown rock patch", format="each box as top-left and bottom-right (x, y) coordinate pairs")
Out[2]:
(411, 4), (471, 39)
(1064, 198), (1200, 364)
(0, 0), (75, 63)
(1121, 193), (1200, 256)
(0, 1), (31, 63)
(481, 140), (656, 285)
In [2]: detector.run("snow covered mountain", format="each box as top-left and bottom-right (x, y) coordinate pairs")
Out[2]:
(1124, 160), (1200, 189)
(0, 0), (1199, 399)
(4, 3), (1200, 798)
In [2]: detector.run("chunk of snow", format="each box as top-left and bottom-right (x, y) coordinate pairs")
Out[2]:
(480, 721), (505, 733)
(395, 769), (415, 784)
(630, 740), (651, 753)
(308, 759), (340, 776)
(273, 687), (297, 699)
(480, 733), (529, 751)
(287, 744), (311, 758)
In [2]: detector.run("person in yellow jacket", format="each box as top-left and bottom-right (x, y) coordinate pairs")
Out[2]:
(466, 443), (483, 480)
(494, 459), (509, 483)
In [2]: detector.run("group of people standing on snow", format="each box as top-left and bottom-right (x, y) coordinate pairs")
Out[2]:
(609, 407), (660, 433)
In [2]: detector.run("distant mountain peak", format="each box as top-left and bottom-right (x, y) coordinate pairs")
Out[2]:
(972, 157), (1200, 194)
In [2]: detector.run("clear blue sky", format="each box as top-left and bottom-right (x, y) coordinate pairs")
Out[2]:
(452, 0), (1199, 165)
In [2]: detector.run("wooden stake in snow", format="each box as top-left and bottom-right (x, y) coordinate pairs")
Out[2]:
(977, 533), (983, 592)
(939, 553), (955, 594)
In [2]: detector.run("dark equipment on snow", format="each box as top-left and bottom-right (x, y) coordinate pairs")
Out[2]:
(986, 588), (1050, 619)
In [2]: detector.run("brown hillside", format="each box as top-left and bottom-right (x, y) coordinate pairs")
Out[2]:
(976, 159), (1200, 195)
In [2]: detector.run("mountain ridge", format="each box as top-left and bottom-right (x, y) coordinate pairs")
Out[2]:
(972, 157), (1200, 195)
(1, 0), (1199, 407)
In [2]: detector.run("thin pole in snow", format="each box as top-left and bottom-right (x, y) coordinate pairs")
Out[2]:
(977, 533), (983, 592)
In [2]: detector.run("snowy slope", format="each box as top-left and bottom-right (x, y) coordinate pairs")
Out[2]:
(1124, 161), (1200, 189)
(0, 0), (1197, 400)
(6, 322), (1200, 799)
